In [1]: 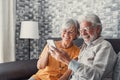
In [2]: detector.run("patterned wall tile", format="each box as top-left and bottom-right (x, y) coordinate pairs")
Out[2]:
(16, 0), (120, 60)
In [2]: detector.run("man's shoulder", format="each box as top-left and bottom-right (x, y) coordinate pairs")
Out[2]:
(100, 39), (112, 47)
(95, 37), (112, 47)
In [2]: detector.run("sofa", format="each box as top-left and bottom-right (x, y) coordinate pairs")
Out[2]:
(0, 38), (120, 80)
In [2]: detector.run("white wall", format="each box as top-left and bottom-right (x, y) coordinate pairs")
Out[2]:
(0, 0), (4, 63)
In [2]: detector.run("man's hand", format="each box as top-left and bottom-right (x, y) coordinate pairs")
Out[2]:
(49, 46), (71, 65)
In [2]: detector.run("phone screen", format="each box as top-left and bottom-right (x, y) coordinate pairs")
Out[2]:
(47, 39), (56, 48)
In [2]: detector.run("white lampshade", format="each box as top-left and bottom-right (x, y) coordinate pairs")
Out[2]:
(20, 21), (39, 39)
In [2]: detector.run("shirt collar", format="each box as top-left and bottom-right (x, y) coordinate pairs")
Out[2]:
(85, 37), (104, 46)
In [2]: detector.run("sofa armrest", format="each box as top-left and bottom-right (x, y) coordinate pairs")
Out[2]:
(0, 59), (38, 80)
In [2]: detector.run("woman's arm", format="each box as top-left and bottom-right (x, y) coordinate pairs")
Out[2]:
(58, 57), (78, 80)
(37, 45), (49, 69)
(59, 69), (72, 80)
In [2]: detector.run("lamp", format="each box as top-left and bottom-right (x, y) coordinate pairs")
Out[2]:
(20, 21), (39, 59)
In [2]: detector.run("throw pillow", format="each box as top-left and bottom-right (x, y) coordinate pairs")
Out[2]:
(113, 52), (120, 80)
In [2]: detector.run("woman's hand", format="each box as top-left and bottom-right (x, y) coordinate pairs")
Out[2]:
(59, 76), (67, 80)
(49, 46), (71, 65)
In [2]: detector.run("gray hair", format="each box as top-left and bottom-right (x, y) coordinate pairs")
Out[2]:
(61, 18), (80, 36)
(78, 13), (102, 33)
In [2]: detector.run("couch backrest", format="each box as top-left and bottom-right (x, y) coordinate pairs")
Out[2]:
(51, 38), (120, 54)
(105, 39), (120, 54)
(0, 59), (38, 80)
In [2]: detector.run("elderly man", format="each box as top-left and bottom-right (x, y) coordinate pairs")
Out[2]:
(49, 13), (117, 80)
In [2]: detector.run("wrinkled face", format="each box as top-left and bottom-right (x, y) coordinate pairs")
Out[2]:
(80, 21), (100, 44)
(61, 25), (77, 44)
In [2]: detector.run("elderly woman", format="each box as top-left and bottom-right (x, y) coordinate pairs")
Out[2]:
(29, 19), (80, 80)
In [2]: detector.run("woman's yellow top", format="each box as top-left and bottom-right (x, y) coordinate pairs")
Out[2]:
(32, 41), (80, 80)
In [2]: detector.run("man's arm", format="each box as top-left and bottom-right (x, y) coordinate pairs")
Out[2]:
(50, 44), (117, 80)
(68, 45), (117, 80)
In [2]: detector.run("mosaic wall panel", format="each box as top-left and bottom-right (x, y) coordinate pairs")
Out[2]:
(16, 0), (52, 60)
(16, 0), (120, 60)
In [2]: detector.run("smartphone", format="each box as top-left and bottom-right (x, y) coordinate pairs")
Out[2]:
(47, 39), (56, 48)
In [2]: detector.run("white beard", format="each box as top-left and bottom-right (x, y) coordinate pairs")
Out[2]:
(85, 31), (98, 45)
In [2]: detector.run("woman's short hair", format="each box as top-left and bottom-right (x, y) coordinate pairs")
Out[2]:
(61, 18), (80, 39)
